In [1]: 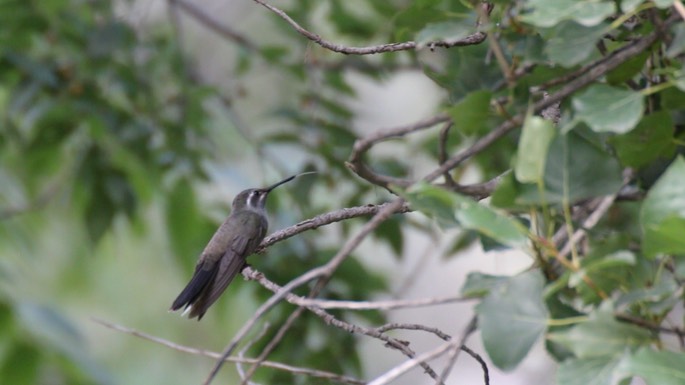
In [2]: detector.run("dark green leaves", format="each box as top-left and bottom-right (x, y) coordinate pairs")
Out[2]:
(521, 0), (615, 27)
(640, 157), (685, 257)
(447, 90), (492, 135)
(572, 85), (644, 134)
(494, 131), (623, 206)
(545, 22), (607, 66)
(549, 306), (652, 358)
(476, 271), (549, 370)
(610, 112), (675, 168)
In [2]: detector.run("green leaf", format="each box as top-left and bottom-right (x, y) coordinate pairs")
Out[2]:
(643, 216), (685, 257)
(548, 304), (652, 358)
(400, 183), (460, 227)
(616, 273), (679, 310)
(557, 356), (623, 385)
(495, 131), (624, 206)
(653, 0), (675, 8)
(422, 44), (502, 101)
(453, 194), (529, 248)
(617, 348), (685, 385)
(640, 157), (685, 257)
(572, 85), (644, 133)
(460, 272), (508, 297)
(375, 217), (404, 258)
(415, 20), (473, 47)
(607, 51), (649, 85)
(476, 271), (548, 371)
(402, 183), (529, 248)
(515, 115), (556, 183)
(610, 112), (675, 168)
(521, 0), (615, 27)
(447, 90), (492, 135)
(571, 251), (637, 304)
(545, 22), (607, 67)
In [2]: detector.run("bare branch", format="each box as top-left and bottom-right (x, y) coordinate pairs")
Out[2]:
(298, 295), (473, 311)
(376, 321), (489, 385)
(236, 322), (270, 385)
(250, 0), (486, 55)
(676, 1), (685, 22)
(376, 323), (452, 341)
(368, 317), (477, 385)
(91, 318), (364, 385)
(172, 0), (258, 51)
(256, 202), (412, 252)
(368, 341), (454, 385)
(346, 115), (450, 190)
(438, 122), (457, 188)
(240, 266), (446, 383)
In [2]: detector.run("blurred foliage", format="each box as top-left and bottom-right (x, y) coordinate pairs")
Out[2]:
(1, 0), (685, 384)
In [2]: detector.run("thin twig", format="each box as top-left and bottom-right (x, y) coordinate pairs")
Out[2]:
(250, 0), (486, 55)
(558, 194), (618, 259)
(346, 115), (451, 190)
(376, 321), (489, 385)
(240, 266), (446, 383)
(367, 341), (453, 385)
(376, 323), (452, 341)
(674, 0), (685, 22)
(91, 318), (364, 385)
(236, 323), (270, 385)
(438, 122), (457, 188)
(173, 0), (258, 50)
(257, 202), (412, 252)
(298, 295), (473, 310)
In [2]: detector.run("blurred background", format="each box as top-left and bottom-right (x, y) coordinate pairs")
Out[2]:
(0, 1), (555, 384)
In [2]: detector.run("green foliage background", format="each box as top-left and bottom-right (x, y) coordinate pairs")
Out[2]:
(1, 0), (685, 384)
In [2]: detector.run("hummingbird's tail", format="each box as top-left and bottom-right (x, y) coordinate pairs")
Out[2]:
(170, 251), (246, 320)
(170, 264), (217, 318)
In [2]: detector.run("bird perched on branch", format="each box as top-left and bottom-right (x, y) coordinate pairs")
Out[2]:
(170, 173), (313, 320)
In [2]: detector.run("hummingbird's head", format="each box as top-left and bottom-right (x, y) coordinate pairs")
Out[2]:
(231, 173), (309, 212)
(232, 188), (270, 212)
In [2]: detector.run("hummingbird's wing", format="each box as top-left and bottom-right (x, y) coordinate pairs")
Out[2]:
(186, 238), (249, 319)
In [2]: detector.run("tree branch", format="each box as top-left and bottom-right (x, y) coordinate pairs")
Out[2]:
(172, 0), (258, 51)
(250, 0), (486, 55)
(240, 266), (446, 383)
(92, 318), (364, 385)
(297, 295), (473, 311)
(256, 202), (412, 252)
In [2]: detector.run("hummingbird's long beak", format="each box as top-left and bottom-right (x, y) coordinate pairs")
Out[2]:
(264, 171), (316, 192)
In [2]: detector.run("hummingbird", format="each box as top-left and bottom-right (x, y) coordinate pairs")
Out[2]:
(170, 173), (311, 320)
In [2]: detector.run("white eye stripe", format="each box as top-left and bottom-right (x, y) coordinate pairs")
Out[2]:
(247, 191), (266, 208)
